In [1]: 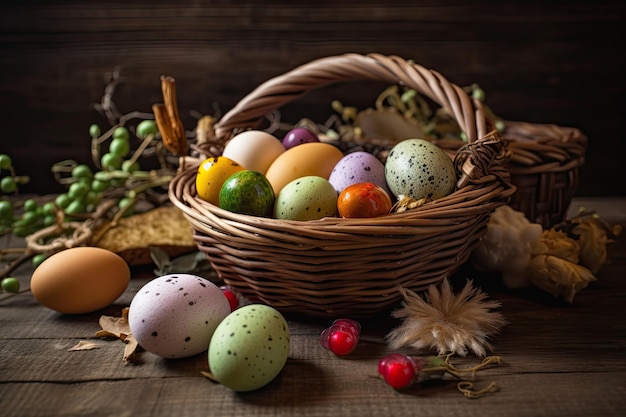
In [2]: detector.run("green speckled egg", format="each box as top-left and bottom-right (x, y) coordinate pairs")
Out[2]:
(274, 176), (338, 221)
(384, 138), (457, 201)
(218, 170), (275, 217)
(208, 304), (290, 392)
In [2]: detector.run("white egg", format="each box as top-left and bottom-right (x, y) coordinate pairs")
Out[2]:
(128, 274), (231, 359)
(222, 130), (285, 174)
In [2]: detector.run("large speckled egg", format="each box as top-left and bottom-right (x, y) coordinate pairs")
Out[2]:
(222, 130), (285, 174)
(328, 151), (390, 195)
(384, 138), (457, 201)
(208, 304), (290, 392)
(128, 274), (231, 359)
(219, 170), (275, 217)
(274, 176), (338, 221)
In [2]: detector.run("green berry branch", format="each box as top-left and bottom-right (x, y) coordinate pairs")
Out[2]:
(0, 71), (184, 296)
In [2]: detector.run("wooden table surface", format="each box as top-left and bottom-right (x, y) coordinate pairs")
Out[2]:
(1, 197), (625, 417)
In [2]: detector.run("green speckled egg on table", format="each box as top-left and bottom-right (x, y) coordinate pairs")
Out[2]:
(208, 304), (290, 392)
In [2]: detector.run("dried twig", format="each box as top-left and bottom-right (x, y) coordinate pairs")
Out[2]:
(153, 76), (187, 155)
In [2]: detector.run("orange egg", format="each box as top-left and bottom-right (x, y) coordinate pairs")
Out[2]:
(265, 142), (344, 194)
(337, 182), (393, 218)
(30, 247), (130, 314)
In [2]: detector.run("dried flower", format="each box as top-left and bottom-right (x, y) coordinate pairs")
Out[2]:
(527, 254), (596, 304)
(386, 279), (506, 357)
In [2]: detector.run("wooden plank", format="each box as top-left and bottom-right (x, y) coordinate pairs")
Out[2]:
(1, 371), (625, 416)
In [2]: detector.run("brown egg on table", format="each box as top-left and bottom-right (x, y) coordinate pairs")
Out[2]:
(30, 247), (131, 314)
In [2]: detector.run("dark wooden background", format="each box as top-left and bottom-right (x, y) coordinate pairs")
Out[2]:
(1, 0), (624, 196)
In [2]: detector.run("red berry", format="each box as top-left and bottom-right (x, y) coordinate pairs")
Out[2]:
(377, 353), (422, 390)
(220, 286), (239, 311)
(320, 318), (361, 356)
(327, 330), (357, 356)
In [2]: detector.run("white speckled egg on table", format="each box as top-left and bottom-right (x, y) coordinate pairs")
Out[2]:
(128, 273), (231, 359)
(208, 304), (290, 392)
(384, 138), (457, 201)
(328, 151), (390, 195)
(274, 176), (338, 221)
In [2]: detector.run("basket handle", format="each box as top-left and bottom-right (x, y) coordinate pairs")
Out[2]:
(213, 53), (492, 143)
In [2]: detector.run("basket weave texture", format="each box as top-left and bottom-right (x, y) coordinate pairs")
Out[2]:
(169, 53), (516, 318)
(501, 121), (587, 229)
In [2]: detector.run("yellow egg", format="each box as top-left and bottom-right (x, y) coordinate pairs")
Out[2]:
(222, 130), (285, 173)
(195, 156), (244, 205)
(30, 247), (130, 314)
(265, 142), (344, 194)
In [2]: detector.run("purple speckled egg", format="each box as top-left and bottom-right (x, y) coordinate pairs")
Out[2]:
(128, 274), (231, 359)
(282, 127), (320, 149)
(328, 151), (390, 195)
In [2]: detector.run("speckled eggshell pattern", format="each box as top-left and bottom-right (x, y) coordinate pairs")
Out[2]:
(273, 176), (338, 221)
(384, 138), (457, 201)
(128, 274), (231, 359)
(208, 304), (290, 392)
(328, 151), (391, 195)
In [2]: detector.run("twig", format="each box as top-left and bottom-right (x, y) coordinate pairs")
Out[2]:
(153, 76), (187, 155)
(0, 251), (35, 278)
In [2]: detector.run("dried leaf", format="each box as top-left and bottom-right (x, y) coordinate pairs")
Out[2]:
(356, 108), (425, 142)
(96, 307), (140, 362)
(123, 336), (139, 362)
(97, 307), (131, 338)
(69, 341), (101, 351)
(571, 217), (611, 274)
(150, 246), (171, 274)
(531, 229), (580, 263)
(153, 249), (213, 276)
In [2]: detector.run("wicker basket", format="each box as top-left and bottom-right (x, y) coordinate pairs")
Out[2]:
(501, 121), (587, 229)
(168, 53), (516, 318)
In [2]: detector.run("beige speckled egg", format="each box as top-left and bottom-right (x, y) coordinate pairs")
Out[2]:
(208, 304), (290, 392)
(30, 247), (130, 314)
(384, 138), (457, 201)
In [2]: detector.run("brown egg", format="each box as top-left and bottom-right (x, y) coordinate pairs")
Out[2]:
(264, 142), (344, 194)
(30, 247), (130, 314)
